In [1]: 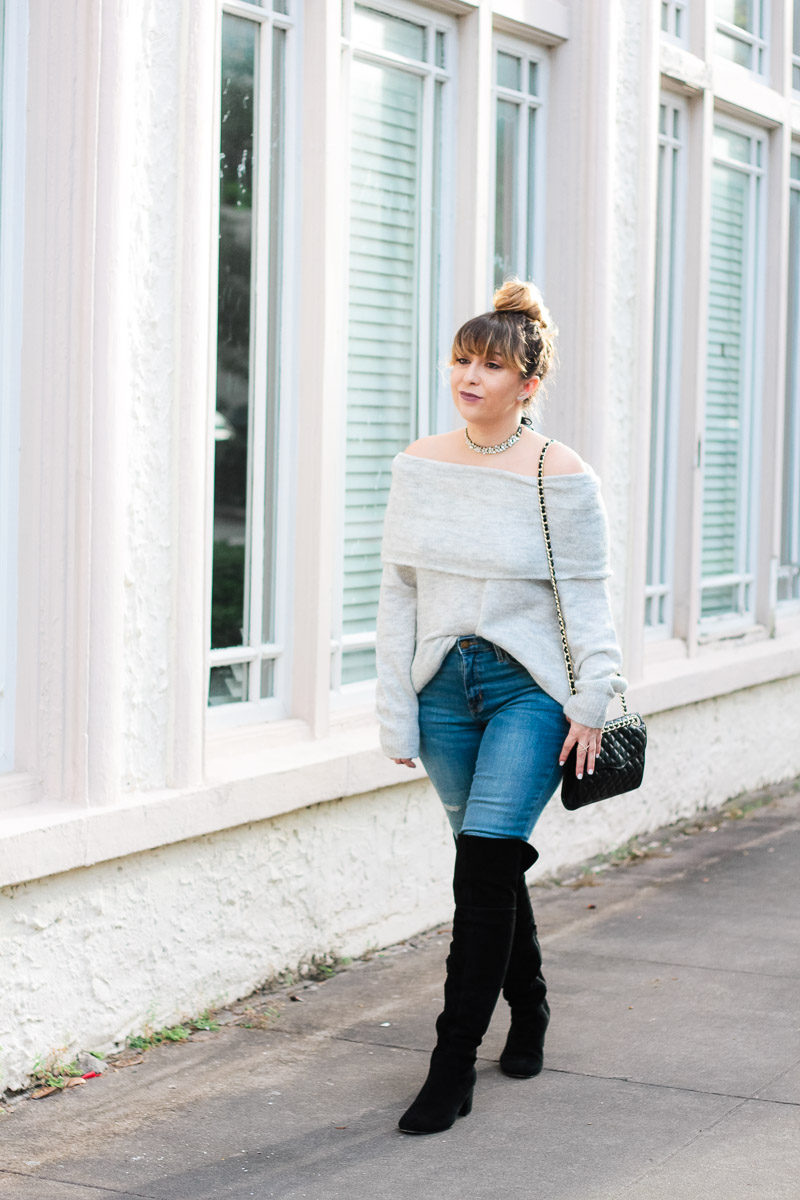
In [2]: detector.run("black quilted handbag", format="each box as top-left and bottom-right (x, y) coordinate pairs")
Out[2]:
(536, 441), (647, 810)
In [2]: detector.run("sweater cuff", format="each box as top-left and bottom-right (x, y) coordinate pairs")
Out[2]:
(562, 683), (616, 730)
(379, 726), (420, 761)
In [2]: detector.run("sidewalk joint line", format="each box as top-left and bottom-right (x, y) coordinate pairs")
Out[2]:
(549, 949), (800, 980)
(329, 1038), (800, 1108)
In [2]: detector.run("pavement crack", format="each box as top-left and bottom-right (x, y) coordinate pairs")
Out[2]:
(544, 1065), (800, 1106)
(612, 1096), (751, 1198)
(0, 1168), (155, 1198)
(751, 1054), (800, 1101)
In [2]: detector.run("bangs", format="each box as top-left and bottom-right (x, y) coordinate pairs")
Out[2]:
(450, 313), (528, 375)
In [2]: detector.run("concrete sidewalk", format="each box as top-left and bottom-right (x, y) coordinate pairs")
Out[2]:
(2, 784), (799, 1200)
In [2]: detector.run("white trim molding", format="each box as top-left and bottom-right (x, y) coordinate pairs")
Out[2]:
(0, 0), (27, 780)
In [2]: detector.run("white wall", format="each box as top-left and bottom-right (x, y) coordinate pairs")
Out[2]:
(3, 678), (799, 1092)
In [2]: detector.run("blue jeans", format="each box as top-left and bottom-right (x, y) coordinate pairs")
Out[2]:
(418, 637), (568, 841)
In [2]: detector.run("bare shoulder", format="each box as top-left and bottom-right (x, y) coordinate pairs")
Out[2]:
(403, 430), (461, 460)
(541, 439), (586, 476)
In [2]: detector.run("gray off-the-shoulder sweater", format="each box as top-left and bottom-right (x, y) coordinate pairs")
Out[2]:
(376, 452), (625, 759)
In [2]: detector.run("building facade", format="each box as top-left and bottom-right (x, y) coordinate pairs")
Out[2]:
(1, 0), (799, 1089)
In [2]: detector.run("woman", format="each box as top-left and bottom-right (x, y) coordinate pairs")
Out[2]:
(375, 279), (624, 1135)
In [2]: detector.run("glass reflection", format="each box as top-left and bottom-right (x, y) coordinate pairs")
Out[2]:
(213, 15), (255, 655)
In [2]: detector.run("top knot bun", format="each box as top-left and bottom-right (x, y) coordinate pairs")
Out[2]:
(492, 278), (551, 328)
(450, 278), (558, 386)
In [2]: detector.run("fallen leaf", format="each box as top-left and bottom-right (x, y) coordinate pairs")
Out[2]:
(64, 1077), (85, 1089)
(31, 1086), (59, 1100)
(112, 1053), (144, 1069)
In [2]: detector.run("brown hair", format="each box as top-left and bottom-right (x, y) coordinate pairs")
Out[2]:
(450, 278), (557, 383)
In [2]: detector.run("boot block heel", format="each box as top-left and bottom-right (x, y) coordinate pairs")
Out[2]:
(398, 1065), (477, 1135)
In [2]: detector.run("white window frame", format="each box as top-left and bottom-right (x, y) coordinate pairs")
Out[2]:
(490, 33), (548, 293)
(646, 94), (687, 640)
(0, 0), (27, 773)
(208, 0), (299, 728)
(714, 0), (768, 76)
(661, 0), (689, 44)
(699, 117), (766, 632)
(331, 0), (456, 697)
(779, 151), (800, 609)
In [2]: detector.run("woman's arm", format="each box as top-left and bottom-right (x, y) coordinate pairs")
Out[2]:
(556, 575), (625, 728)
(375, 562), (420, 762)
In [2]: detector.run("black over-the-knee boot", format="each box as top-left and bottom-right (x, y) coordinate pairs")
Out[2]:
(398, 834), (525, 1134)
(499, 846), (550, 1079)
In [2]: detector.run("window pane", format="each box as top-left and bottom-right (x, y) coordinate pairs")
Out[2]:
(780, 174), (800, 603)
(212, 11), (288, 707)
(352, 5), (426, 61)
(213, 15), (256, 652)
(429, 80), (444, 433)
(713, 125), (752, 165)
(494, 98), (519, 286)
(525, 107), (537, 280)
(435, 29), (445, 68)
(716, 28), (752, 67)
(497, 51), (521, 91)
(260, 658), (275, 700)
(209, 663), (248, 707)
(344, 59), (424, 677)
(795, 1), (800, 56)
(716, 0), (754, 31)
(342, 647), (376, 686)
(528, 60), (539, 96)
(261, 26), (287, 661)
(647, 100), (684, 636)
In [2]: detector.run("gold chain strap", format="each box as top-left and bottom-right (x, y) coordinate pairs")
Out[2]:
(536, 440), (628, 714)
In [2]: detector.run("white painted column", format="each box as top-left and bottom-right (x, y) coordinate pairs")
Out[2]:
(758, 119), (791, 631)
(167, 0), (219, 788)
(620, 0), (661, 681)
(291, 0), (345, 736)
(17, 0), (104, 806)
(17, 0), (194, 804)
(0, 0), (28, 783)
(544, 0), (619, 464)
(86, 1), (137, 806)
(453, 1), (494, 325)
(672, 83), (714, 650)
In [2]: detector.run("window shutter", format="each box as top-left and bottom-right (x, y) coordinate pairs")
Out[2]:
(701, 157), (756, 619)
(342, 60), (423, 683)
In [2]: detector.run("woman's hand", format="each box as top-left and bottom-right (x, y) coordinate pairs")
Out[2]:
(392, 758), (417, 769)
(559, 721), (603, 780)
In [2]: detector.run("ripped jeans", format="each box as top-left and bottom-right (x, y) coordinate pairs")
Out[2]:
(418, 637), (569, 841)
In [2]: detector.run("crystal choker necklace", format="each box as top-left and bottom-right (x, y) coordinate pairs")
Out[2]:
(464, 423), (524, 455)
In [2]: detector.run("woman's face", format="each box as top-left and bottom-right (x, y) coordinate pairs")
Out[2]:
(450, 351), (537, 427)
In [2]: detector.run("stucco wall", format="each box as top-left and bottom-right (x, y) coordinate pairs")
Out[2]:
(3, 675), (799, 1093)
